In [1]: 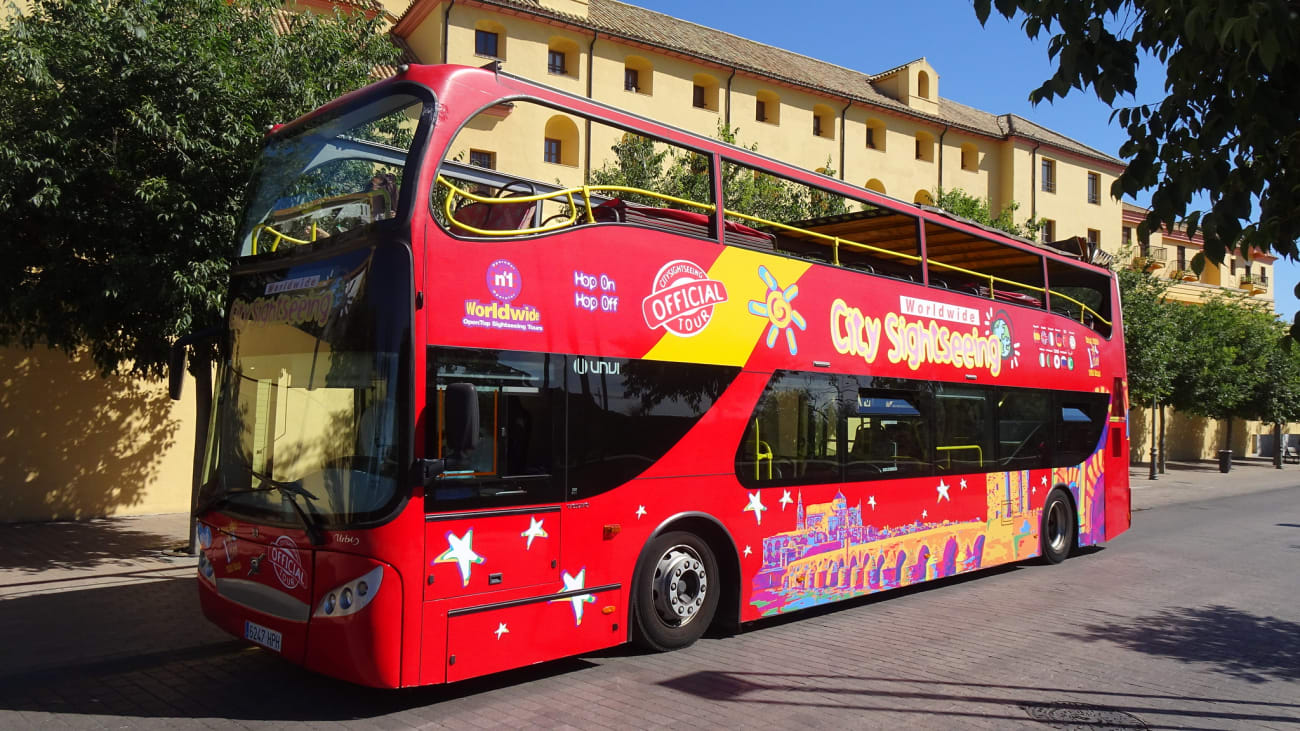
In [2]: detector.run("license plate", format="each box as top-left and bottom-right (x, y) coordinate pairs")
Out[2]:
(244, 620), (282, 652)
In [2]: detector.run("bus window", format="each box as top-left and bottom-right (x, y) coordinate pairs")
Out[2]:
(720, 158), (922, 282)
(934, 385), (991, 474)
(844, 387), (931, 481)
(566, 357), (738, 499)
(428, 347), (564, 507)
(995, 388), (1050, 470)
(1046, 259), (1113, 336)
(435, 101), (718, 240)
(239, 93), (422, 256)
(925, 222), (1044, 309)
(1054, 392), (1109, 466)
(736, 371), (844, 487)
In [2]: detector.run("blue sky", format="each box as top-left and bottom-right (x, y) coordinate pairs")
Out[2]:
(635, 0), (1298, 323)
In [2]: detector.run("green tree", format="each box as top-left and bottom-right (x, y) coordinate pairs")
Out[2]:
(0, 0), (399, 544)
(931, 187), (1041, 239)
(1116, 254), (1182, 407)
(973, 1), (1300, 289)
(1168, 294), (1276, 454)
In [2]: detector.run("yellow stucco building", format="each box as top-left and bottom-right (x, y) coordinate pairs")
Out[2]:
(0, 0), (1283, 521)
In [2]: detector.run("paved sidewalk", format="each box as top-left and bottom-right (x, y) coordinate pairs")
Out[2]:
(1129, 457), (1298, 511)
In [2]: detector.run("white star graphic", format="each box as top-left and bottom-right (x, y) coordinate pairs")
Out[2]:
(434, 529), (485, 587)
(744, 492), (767, 525)
(779, 490), (793, 510)
(494, 622), (509, 640)
(521, 517), (548, 550)
(743, 545), (753, 557)
(551, 568), (597, 626)
(1041, 475), (1048, 486)
(921, 509), (928, 520)
(959, 478), (968, 490)
(867, 496), (876, 510)
(936, 479), (951, 502)
(635, 505), (647, 519)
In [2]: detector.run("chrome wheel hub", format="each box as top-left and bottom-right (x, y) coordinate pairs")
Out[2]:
(652, 544), (707, 627)
(1046, 499), (1069, 554)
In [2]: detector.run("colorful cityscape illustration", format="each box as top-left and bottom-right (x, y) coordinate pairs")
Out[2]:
(750, 450), (1106, 615)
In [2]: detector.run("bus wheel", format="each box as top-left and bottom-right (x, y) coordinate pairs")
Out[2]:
(632, 531), (720, 651)
(1040, 489), (1076, 565)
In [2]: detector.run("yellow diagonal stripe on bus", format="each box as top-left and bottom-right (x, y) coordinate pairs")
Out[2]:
(644, 248), (812, 366)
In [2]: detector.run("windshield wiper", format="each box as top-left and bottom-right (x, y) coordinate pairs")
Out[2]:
(196, 468), (325, 547)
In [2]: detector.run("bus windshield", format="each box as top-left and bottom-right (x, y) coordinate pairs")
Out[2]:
(237, 92), (426, 257)
(200, 244), (411, 529)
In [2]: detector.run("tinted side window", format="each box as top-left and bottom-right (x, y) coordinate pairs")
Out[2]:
(845, 387), (932, 481)
(996, 389), (1050, 470)
(567, 357), (738, 499)
(1054, 392), (1109, 466)
(428, 347), (564, 508)
(737, 371), (844, 487)
(935, 385), (992, 474)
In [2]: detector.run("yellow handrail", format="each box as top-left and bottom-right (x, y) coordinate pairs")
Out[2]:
(753, 419), (773, 480)
(937, 444), (984, 468)
(434, 176), (1110, 328)
(436, 176), (716, 237)
(252, 222), (318, 254)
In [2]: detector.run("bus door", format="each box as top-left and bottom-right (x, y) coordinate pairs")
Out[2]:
(423, 348), (566, 601)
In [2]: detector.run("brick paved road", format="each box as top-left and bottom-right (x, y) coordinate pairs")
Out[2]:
(1, 477), (1297, 729)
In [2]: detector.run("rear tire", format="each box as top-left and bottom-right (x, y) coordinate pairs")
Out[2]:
(632, 531), (720, 652)
(1040, 489), (1076, 564)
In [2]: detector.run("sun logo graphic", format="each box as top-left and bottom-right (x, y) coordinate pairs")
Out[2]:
(747, 266), (806, 355)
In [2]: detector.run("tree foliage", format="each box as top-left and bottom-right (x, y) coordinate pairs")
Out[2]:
(1166, 294), (1277, 449)
(974, 1), (1300, 275)
(0, 0), (400, 377)
(931, 187), (1041, 239)
(1115, 255), (1181, 405)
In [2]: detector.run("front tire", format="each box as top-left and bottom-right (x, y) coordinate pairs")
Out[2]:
(632, 531), (720, 652)
(1040, 489), (1076, 564)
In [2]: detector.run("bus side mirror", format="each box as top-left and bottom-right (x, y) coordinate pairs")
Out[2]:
(168, 343), (187, 401)
(444, 383), (480, 454)
(414, 458), (445, 487)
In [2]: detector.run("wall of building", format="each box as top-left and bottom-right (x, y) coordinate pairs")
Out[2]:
(0, 346), (198, 522)
(1129, 405), (1275, 463)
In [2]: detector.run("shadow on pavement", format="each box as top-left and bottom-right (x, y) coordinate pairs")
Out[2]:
(0, 519), (184, 574)
(1061, 604), (1300, 684)
(657, 670), (1300, 727)
(0, 574), (599, 722)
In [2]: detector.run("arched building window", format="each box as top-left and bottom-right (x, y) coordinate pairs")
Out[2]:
(865, 119), (886, 151)
(913, 189), (934, 205)
(864, 178), (886, 195)
(543, 115), (580, 166)
(813, 104), (835, 139)
(915, 131), (935, 162)
(547, 36), (578, 77)
(917, 70), (931, 99)
(756, 89), (780, 124)
(692, 73), (719, 111)
(474, 20), (506, 60)
(624, 56), (653, 95)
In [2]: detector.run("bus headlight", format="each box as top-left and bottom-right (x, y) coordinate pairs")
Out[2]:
(314, 566), (383, 618)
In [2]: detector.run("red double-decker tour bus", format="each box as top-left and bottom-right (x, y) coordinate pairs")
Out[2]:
(180, 64), (1130, 688)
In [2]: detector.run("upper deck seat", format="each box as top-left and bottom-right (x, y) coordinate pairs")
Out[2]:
(451, 199), (536, 233)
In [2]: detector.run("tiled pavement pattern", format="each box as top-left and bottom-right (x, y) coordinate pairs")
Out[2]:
(0, 460), (1296, 729)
